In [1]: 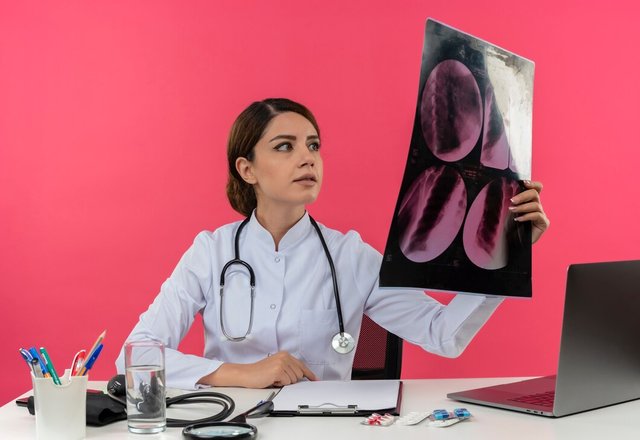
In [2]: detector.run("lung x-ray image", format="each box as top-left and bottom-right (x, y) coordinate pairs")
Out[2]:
(380, 19), (534, 297)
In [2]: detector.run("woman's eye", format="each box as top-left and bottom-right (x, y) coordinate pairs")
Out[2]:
(274, 142), (292, 151)
(308, 142), (320, 151)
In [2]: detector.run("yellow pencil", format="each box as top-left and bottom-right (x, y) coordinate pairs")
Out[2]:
(76, 330), (106, 374)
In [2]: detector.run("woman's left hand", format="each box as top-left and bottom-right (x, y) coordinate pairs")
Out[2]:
(509, 180), (550, 244)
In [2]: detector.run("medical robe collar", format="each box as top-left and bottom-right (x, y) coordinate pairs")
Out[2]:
(246, 210), (313, 252)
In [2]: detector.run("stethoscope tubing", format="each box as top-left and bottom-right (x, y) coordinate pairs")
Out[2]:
(219, 217), (255, 341)
(308, 216), (346, 336)
(219, 214), (350, 347)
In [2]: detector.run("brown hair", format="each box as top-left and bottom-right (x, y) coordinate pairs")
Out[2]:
(226, 98), (321, 216)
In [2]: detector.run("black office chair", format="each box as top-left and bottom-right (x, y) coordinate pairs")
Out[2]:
(351, 314), (403, 380)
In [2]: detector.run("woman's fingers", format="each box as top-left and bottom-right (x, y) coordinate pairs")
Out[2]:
(513, 210), (550, 244)
(509, 201), (542, 216)
(511, 188), (540, 205)
(513, 211), (547, 224)
(299, 362), (318, 381)
(511, 180), (550, 244)
(290, 356), (318, 381)
(269, 352), (316, 387)
(523, 180), (543, 193)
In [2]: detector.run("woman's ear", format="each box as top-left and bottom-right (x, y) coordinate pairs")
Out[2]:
(236, 157), (257, 184)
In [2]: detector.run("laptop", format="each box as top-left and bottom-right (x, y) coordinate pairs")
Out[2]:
(448, 260), (640, 417)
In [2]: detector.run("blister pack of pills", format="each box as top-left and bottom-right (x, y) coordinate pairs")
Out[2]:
(360, 413), (395, 426)
(427, 408), (472, 428)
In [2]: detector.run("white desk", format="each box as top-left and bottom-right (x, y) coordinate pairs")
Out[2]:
(2, 378), (639, 439)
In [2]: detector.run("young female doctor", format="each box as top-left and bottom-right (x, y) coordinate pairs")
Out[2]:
(116, 98), (550, 390)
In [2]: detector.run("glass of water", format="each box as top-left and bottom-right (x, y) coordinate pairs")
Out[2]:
(124, 340), (166, 434)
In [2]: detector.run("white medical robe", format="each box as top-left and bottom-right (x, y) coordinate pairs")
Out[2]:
(116, 212), (503, 389)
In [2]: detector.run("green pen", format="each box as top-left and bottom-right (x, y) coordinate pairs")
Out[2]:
(39, 347), (62, 385)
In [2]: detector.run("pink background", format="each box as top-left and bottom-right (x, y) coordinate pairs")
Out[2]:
(1, 1), (639, 405)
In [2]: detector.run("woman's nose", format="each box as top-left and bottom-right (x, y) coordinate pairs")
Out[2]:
(297, 145), (315, 167)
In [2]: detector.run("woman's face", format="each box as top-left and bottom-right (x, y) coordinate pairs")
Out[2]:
(238, 111), (323, 212)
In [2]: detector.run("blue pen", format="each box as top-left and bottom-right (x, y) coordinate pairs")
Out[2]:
(19, 348), (34, 365)
(79, 344), (103, 376)
(28, 347), (50, 378)
(19, 348), (41, 378)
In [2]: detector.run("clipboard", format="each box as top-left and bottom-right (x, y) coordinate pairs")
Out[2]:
(269, 380), (403, 417)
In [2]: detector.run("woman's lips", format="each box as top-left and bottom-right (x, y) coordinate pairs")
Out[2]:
(293, 177), (317, 186)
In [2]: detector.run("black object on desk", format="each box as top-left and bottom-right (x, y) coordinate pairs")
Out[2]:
(17, 390), (127, 426)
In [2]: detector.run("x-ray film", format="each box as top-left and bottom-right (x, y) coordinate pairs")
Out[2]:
(380, 19), (534, 297)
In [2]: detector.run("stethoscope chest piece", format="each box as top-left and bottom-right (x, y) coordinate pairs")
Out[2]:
(332, 332), (355, 354)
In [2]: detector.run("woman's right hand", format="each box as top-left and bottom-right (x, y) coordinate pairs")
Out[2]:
(199, 351), (318, 388)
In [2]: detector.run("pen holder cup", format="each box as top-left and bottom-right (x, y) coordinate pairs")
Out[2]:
(32, 369), (88, 440)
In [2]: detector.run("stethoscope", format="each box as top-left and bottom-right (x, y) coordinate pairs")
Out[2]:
(219, 215), (356, 354)
(107, 374), (275, 439)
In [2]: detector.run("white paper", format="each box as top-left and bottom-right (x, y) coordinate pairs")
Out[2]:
(271, 380), (400, 412)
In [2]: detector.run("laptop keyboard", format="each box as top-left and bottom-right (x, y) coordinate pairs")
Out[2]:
(509, 391), (555, 407)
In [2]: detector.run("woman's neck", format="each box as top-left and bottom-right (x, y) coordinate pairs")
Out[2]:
(254, 205), (306, 251)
